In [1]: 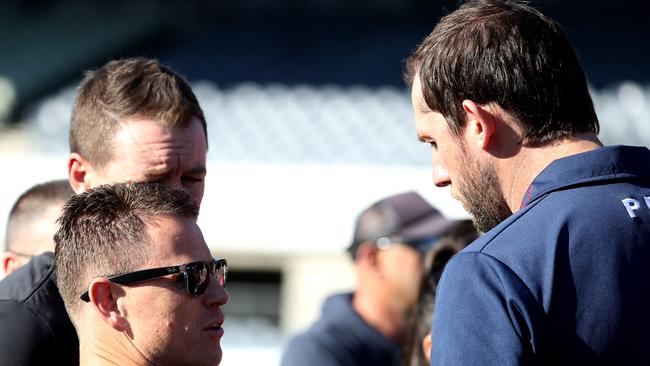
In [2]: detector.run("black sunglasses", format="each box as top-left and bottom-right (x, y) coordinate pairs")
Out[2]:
(376, 236), (440, 257)
(80, 259), (228, 302)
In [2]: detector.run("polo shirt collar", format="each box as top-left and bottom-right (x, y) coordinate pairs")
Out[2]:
(520, 145), (650, 208)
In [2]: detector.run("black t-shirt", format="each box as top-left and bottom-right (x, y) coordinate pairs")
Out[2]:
(0, 252), (78, 365)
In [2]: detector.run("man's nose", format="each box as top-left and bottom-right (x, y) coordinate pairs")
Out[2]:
(432, 155), (451, 187)
(204, 277), (230, 307)
(433, 165), (451, 187)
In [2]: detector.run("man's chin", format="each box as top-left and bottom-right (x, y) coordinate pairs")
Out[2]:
(450, 193), (508, 233)
(450, 192), (472, 216)
(450, 189), (464, 205)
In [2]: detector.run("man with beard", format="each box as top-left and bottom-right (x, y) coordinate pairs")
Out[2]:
(406, 0), (650, 365)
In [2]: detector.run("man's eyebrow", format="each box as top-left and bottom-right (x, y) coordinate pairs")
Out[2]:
(418, 135), (429, 143)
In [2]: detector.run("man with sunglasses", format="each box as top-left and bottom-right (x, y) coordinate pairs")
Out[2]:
(0, 58), (209, 365)
(281, 192), (471, 366)
(55, 182), (229, 366)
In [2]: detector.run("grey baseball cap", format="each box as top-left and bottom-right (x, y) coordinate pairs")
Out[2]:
(347, 191), (456, 258)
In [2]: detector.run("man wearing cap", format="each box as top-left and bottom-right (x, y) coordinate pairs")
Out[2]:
(280, 192), (468, 366)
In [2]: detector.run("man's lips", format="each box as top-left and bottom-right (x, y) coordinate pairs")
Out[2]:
(205, 326), (224, 335)
(203, 317), (225, 335)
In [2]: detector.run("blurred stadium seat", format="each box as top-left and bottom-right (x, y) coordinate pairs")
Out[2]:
(20, 81), (650, 162)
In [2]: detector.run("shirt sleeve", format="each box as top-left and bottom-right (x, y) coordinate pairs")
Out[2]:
(429, 252), (543, 366)
(0, 300), (53, 364)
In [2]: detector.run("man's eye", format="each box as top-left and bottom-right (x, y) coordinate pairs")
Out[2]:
(173, 274), (186, 289)
(182, 176), (203, 183)
(428, 141), (438, 149)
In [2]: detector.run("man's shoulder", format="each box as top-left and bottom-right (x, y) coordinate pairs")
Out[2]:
(451, 173), (650, 302)
(282, 319), (391, 366)
(0, 256), (62, 358)
(0, 252), (55, 302)
(281, 320), (348, 366)
(467, 172), (650, 256)
(286, 326), (330, 350)
(282, 293), (400, 366)
(0, 297), (50, 334)
(0, 252), (70, 338)
(290, 304), (351, 349)
(285, 293), (357, 348)
(0, 253), (79, 363)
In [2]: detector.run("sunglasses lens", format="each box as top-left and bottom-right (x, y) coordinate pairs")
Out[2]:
(187, 262), (210, 296)
(214, 260), (228, 287)
(185, 260), (228, 296)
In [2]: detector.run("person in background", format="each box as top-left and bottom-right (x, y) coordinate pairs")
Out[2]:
(55, 182), (229, 365)
(1, 179), (73, 278)
(402, 220), (478, 366)
(281, 191), (472, 366)
(405, 0), (650, 364)
(67, 57), (208, 205)
(0, 57), (208, 365)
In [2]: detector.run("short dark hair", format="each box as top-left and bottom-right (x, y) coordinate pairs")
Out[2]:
(54, 182), (199, 321)
(5, 179), (73, 254)
(402, 220), (479, 366)
(405, 0), (599, 147)
(70, 57), (207, 167)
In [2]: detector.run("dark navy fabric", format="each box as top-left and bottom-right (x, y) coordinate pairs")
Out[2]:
(281, 293), (402, 366)
(430, 145), (650, 366)
(0, 252), (78, 365)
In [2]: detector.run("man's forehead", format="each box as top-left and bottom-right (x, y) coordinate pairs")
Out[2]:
(410, 73), (421, 98)
(111, 119), (206, 162)
(410, 77), (431, 111)
(116, 118), (203, 140)
(144, 215), (209, 262)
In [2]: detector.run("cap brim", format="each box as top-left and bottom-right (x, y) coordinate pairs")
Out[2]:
(400, 214), (459, 244)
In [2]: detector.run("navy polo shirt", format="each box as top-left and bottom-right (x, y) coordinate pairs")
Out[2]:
(430, 145), (650, 365)
(281, 293), (402, 366)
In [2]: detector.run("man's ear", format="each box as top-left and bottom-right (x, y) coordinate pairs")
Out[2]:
(88, 278), (129, 332)
(422, 333), (432, 363)
(1, 252), (29, 277)
(68, 153), (95, 194)
(461, 100), (497, 150)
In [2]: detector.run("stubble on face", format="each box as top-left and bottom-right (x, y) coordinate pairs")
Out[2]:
(126, 217), (223, 366)
(454, 146), (512, 233)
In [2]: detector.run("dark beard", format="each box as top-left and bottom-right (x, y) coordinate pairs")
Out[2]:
(455, 155), (512, 233)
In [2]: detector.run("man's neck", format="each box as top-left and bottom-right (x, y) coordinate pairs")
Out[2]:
(79, 331), (152, 366)
(352, 289), (405, 344)
(500, 133), (602, 212)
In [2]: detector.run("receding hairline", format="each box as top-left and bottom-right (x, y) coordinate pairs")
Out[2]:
(69, 57), (208, 167)
(87, 114), (209, 170)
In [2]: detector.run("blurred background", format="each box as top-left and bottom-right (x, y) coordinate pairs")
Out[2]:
(0, 0), (648, 364)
